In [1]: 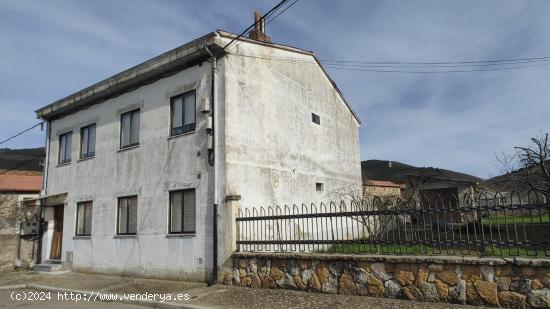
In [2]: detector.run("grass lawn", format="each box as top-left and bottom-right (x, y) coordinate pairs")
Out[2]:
(482, 214), (550, 225)
(328, 242), (550, 257)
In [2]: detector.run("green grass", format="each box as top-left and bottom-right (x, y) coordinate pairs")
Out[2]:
(482, 214), (550, 225)
(328, 243), (550, 257)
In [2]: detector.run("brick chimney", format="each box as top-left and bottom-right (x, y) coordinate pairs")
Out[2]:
(248, 11), (271, 43)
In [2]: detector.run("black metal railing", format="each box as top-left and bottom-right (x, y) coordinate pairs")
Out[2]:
(236, 191), (550, 257)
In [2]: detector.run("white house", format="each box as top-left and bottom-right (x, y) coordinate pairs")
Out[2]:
(34, 22), (361, 282)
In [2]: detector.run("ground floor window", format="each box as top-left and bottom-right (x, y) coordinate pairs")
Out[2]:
(169, 189), (196, 234)
(76, 201), (93, 236)
(117, 196), (137, 235)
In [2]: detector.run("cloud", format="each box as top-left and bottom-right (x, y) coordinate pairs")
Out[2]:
(0, 0), (549, 178)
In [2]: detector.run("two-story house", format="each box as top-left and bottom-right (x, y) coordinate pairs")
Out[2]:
(34, 22), (361, 282)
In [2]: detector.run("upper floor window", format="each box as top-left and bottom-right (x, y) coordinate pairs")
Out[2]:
(80, 124), (96, 159)
(169, 189), (196, 234)
(59, 132), (72, 164)
(120, 109), (140, 149)
(170, 91), (196, 136)
(76, 201), (93, 236)
(117, 196), (137, 235)
(312, 113), (320, 125)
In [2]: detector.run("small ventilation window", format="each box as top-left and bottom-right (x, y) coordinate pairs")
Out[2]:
(312, 113), (320, 125)
(316, 183), (324, 192)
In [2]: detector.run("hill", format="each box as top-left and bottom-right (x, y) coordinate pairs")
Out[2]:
(361, 159), (482, 184)
(0, 147), (45, 172)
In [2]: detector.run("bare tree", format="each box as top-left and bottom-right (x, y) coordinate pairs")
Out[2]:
(327, 186), (406, 252)
(496, 132), (550, 198)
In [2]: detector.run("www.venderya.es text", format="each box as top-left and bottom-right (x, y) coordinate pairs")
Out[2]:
(10, 290), (191, 303)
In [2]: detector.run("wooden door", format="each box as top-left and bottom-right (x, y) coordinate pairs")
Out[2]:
(49, 205), (64, 260)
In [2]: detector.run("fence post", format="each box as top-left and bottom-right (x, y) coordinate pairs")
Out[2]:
(217, 195), (241, 283)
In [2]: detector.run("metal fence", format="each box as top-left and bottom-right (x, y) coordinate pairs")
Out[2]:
(236, 191), (550, 257)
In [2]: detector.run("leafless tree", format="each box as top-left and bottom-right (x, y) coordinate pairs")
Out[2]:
(496, 132), (550, 198)
(327, 186), (406, 251)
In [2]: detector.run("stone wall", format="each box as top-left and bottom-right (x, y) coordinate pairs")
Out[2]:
(223, 252), (550, 308)
(0, 193), (36, 272)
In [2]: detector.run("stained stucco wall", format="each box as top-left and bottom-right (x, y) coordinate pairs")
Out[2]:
(45, 63), (215, 281)
(222, 41), (362, 209)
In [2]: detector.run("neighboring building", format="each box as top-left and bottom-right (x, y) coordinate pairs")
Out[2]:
(0, 170), (42, 272)
(404, 174), (484, 223)
(34, 23), (361, 281)
(363, 180), (405, 198)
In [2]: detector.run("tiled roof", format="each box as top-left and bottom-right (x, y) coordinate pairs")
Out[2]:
(365, 180), (406, 188)
(0, 171), (42, 192)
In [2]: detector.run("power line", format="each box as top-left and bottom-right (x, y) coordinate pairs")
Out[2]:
(0, 122), (44, 146)
(225, 0), (299, 54)
(220, 0), (292, 53)
(226, 52), (550, 73)
(228, 51), (550, 67)
(320, 56), (550, 66)
(266, 0), (299, 25)
(323, 61), (550, 74)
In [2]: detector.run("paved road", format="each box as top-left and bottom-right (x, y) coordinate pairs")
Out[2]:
(0, 289), (144, 309)
(0, 271), (491, 309)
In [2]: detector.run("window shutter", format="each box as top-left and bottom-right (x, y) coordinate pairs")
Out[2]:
(60, 135), (66, 162)
(77, 204), (85, 235)
(118, 199), (128, 234)
(170, 192), (183, 233)
(172, 97), (183, 129)
(65, 133), (72, 160)
(121, 113), (131, 147)
(84, 202), (92, 235)
(128, 197), (137, 234)
(81, 128), (88, 157)
(183, 92), (195, 126)
(130, 110), (140, 145)
(183, 189), (196, 233)
(88, 125), (96, 155)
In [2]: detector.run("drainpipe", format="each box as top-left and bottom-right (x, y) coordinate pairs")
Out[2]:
(205, 45), (218, 284)
(36, 120), (50, 265)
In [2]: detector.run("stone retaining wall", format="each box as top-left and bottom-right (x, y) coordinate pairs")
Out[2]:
(222, 253), (550, 308)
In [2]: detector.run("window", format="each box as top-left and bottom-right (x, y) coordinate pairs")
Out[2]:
(76, 201), (93, 236)
(170, 91), (196, 136)
(59, 132), (72, 164)
(80, 124), (96, 159)
(169, 189), (196, 234)
(316, 183), (324, 192)
(312, 113), (320, 125)
(120, 109), (140, 148)
(117, 196), (137, 235)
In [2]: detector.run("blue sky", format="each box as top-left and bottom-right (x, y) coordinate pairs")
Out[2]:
(1, 0), (549, 178)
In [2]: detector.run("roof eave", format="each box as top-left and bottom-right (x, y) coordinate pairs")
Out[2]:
(36, 32), (224, 121)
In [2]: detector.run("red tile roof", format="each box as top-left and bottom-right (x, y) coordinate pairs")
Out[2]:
(0, 171), (42, 192)
(365, 180), (406, 189)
